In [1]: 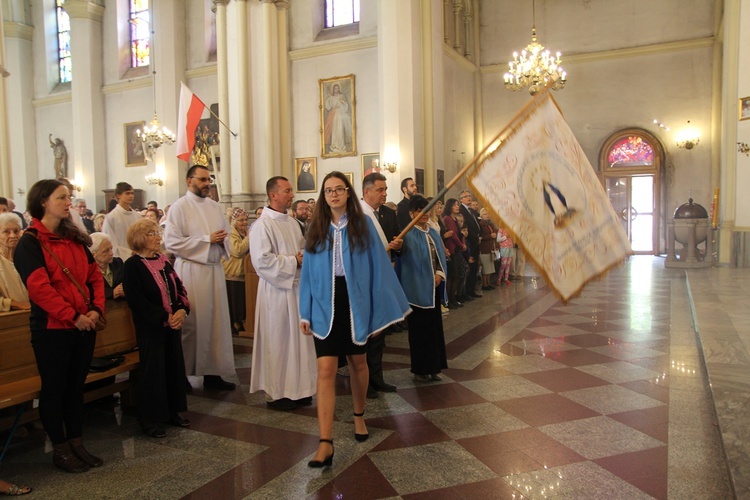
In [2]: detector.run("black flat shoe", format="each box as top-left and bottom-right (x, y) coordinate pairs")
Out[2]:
(366, 386), (378, 399)
(141, 422), (167, 438)
(308, 439), (334, 468)
(371, 381), (397, 393)
(293, 397), (313, 406)
(168, 414), (191, 427)
(353, 411), (369, 442)
(203, 375), (236, 391)
(267, 398), (297, 411)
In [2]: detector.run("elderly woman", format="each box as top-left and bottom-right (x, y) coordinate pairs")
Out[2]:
(14, 179), (105, 473)
(123, 219), (190, 438)
(300, 171), (410, 468)
(399, 195), (448, 382)
(88, 233), (124, 300)
(0, 213), (30, 311)
(92, 213), (106, 233)
(222, 208), (250, 335)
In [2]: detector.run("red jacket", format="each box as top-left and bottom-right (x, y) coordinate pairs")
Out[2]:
(13, 219), (105, 331)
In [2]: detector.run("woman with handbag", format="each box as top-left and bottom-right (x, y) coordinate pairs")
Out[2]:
(123, 219), (191, 438)
(14, 179), (105, 473)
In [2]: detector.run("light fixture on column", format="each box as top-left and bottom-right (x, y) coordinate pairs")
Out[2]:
(504, 0), (566, 95)
(70, 177), (83, 192)
(739, 142), (750, 157)
(675, 121), (700, 150)
(145, 173), (164, 186)
(136, 8), (175, 161)
(383, 161), (398, 173)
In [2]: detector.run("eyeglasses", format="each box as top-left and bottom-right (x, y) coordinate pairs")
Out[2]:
(324, 187), (349, 196)
(191, 176), (211, 183)
(146, 231), (159, 237)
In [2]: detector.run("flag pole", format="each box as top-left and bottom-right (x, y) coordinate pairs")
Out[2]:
(393, 86), (553, 242)
(205, 106), (238, 138)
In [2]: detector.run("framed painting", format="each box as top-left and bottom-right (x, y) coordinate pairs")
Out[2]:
(295, 157), (317, 193)
(320, 74), (356, 158)
(124, 121), (147, 167)
(415, 168), (424, 195)
(740, 96), (750, 121)
(343, 172), (354, 186)
(361, 153), (380, 177)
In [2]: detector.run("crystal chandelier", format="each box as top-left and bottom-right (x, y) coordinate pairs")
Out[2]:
(504, 0), (566, 95)
(136, 12), (174, 161)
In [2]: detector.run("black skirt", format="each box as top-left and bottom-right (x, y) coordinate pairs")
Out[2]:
(314, 276), (368, 358)
(407, 289), (448, 375)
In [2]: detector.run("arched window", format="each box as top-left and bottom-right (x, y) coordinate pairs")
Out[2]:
(56, 0), (71, 83)
(606, 136), (654, 168)
(325, 0), (360, 28)
(130, 0), (150, 68)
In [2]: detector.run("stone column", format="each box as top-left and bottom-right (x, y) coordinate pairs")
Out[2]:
(462, 1), (472, 61)
(421, 0), (446, 197)
(259, 0), (278, 186)
(235, 0), (253, 194)
(276, 0), (292, 181)
(213, 0), (232, 201)
(452, 0), (461, 52)
(2, 12), (36, 207)
(61, 0), (106, 205)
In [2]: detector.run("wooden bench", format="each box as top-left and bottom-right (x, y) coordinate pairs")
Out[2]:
(0, 300), (139, 459)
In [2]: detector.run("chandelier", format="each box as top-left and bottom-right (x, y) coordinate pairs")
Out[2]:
(136, 10), (174, 161)
(504, 0), (566, 95)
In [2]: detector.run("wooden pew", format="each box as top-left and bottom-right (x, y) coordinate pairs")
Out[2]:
(239, 254), (258, 337)
(0, 299), (139, 429)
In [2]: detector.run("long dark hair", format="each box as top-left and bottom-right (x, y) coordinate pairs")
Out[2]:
(305, 171), (370, 254)
(27, 179), (92, 246)
(442, 198), (459, 218)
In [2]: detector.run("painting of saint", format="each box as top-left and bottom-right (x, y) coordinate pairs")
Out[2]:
(320, 75), (356, 158)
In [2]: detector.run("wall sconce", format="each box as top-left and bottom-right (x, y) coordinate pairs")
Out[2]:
(70, 177), (83, 192)
(383, 161), (398, 173)
(145, 173), (164, 186)
(739, 142), (750, 157)
(675, 121), (700, 150)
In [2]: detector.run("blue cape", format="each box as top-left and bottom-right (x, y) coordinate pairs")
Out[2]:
(399, 226), (448, 308)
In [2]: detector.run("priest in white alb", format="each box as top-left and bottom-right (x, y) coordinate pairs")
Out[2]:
(248, 176), (317, 411)
(164, 165), (236, 391)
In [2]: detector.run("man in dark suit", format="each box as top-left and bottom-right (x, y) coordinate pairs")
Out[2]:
(361, 172), (404, 398)
(291, 199), (309, 237)
(459, 189), (482, 300)
(75, 199), (95, 234)
(396, 177), (418, 231)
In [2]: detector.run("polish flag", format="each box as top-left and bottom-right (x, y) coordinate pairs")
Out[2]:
(176, 82), (207, 162)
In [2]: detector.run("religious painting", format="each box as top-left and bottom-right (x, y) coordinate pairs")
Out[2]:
(740, 97), (750, 121)
(320, 74), (356, 158)
(415, 168), (425, 195)
(437, 169), (445, 194)
(343, 172), (354, 186)
(361, 153), (380, 177)
(192, 103), (220, 168)
(295, 157), (317, 193)
(124, 121), (147, 167)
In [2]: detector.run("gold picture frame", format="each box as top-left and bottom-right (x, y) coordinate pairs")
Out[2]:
(343, 172), (354, 186)
(320, 74), (356, 158)
(124, 121), (147, 167)
(740, 96), (750, 121)
(361, 153), (380, 178)
(295, 157), (317, 193)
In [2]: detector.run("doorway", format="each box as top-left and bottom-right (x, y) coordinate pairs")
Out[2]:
(599, 130), (663, 256)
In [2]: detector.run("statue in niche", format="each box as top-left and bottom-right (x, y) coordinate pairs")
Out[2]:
(49, 134), (68, 179)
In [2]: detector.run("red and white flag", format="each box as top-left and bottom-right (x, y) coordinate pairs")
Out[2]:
(176, 82), (207, 162)
(468, 93), (632, 301)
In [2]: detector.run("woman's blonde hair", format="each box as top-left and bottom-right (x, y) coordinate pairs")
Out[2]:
(126, 218), (159, 254)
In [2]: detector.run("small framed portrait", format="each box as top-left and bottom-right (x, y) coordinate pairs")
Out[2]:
(295, 157), (317, 192)
(740, 97), (750, 121)
(124, 121), (147, 167)
(361, 153), (380, 177)
(343, 172), (354, 186)
(320, 74), (357, 158)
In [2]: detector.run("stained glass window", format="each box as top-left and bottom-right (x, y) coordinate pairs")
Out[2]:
(325, 0), (360, 28)
(130, 0), (150, 68)
(56, 0), (71, 83)
(607, 136), (654, 167)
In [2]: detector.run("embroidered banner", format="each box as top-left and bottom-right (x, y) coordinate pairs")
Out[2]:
(468, 93), (632, 301)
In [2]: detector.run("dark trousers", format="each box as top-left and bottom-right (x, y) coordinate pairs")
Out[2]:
(366, 332), (386, 387)
(464, 250), (479, 297)
(31, 329), (96, 444)
(136, 328), (188, 424)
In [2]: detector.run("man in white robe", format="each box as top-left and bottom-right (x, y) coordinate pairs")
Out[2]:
(102, 182), (141, 259)
(249, 176), (317, 410)
(164, 166), (236, 391)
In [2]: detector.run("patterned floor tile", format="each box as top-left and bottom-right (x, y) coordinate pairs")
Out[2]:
(423, 402), (528, 439)
(560, 384), (665, 414)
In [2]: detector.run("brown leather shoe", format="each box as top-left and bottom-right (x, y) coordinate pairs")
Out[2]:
(53, 442), (90, 473)
(69, 437), (103, 467)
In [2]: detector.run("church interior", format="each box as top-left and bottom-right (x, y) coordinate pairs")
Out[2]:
(1, 0), (750, 498)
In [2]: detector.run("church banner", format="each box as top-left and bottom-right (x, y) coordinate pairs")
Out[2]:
(468, 93), (632, 301)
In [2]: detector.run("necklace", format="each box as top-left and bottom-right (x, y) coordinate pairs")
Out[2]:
(141, 256), (173, 306)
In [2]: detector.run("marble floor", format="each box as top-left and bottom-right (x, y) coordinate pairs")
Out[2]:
(0, 256), (742, 499)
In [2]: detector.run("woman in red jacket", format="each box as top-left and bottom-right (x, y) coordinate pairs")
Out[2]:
(14, 179), (105, 473)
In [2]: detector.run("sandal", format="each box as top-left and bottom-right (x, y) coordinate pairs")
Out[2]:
(1, 483), (32, 496)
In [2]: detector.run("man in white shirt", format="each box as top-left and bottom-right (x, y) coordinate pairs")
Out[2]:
(102, 182), (142, 259)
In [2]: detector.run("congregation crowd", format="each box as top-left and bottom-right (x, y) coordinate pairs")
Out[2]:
(0, 167), (522, 493)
